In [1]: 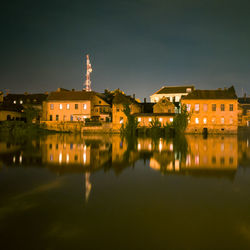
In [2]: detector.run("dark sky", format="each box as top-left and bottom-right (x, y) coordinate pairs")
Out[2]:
(1, 0), (250, 101)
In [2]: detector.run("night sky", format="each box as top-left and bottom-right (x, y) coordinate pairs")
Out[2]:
(1, 0), (250, 101)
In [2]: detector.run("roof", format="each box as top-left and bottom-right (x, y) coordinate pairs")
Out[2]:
(0, 103), (22, 112)
(4, 93), (48, 105)
(112, 92), (140, 105)
(140, 103), (154, 113)
(182, 86), (237, 100)
(238, 97), (250, 104)
(152, 85), (194, 95)
(48, 91), (94, 101)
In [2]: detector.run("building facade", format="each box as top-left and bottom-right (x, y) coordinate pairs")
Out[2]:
(43, 89), (111, 122)
(181, 86), (238, 134)
(238, 96), (250, 127)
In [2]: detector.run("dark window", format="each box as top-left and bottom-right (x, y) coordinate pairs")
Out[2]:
(229, 157), (233, 164)
(75, 104), (78, 109)
(212, 156), (216, 164)
(56, 115), (59, 121)
(221, 104), (225, 111)
(56, 144), (58, 150)
(212, 104), (216, 111)
(99, 101), (101, 104)
(49, 115), (53, 121)
(116, 108), (119, 112)
(49, 144), (52, 149)
(220, 157), (225, 165)
(74, 155), (78, 161)
(229, 104), (233, 111)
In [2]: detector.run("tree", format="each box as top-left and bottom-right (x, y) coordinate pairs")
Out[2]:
(172, 104), (190, 134)
(24, 105), (40, 124)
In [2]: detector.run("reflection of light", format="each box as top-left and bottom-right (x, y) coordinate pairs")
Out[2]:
(169, 143), (173, 152)
(195, 155), (199, 165)
(148, 143), (152, 150)
(66, 154), (69, 163)
(83, 152), (87, 164)
(221, 143), (224, 151)
(19, 155), (22, 163)
(175, 160), (180, 171)
(159, 117), (163, 122)
(50, 154), (53, 161)
(59, 153), (62, 164)
(167, 162), (173, 171)
(84, 145), (87, 151)
(13, 156), (16, 163)
(159, 142), (162, 152)
(247, 139), (249, 148)
(203, 156), (208, 164)
(186, 154), (191, 166)
(138, 143), (141, 150)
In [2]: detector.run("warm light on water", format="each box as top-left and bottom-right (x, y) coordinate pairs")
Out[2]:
(0, 133), (250, 249)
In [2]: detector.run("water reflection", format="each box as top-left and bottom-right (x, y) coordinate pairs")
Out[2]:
(0, 133), (250, 201)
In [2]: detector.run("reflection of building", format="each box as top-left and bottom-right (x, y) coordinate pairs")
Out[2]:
(43, 88), (111, 122)
(182, 86), (238, 134)
(238, 133), (250, 167)
(150, 85), (194, 103)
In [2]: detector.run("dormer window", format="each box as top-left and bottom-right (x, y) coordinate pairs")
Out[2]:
(186, 88), (192, 93)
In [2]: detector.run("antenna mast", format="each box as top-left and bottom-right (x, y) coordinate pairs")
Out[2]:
(84, 54), (92, 91)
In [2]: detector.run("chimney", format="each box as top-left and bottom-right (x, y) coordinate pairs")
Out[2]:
(244, 93), (247, 101)
(144, 98), (146, 103)
(133, 94), (135, 99)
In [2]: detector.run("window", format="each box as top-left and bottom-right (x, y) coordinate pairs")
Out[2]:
(70, 115), (73, 121)
(20, 100), (23, 104)
(195, 104), (199, 112)
(170, 117), (173, 122)
(186, 88), (192, 92)
(56, 115), (59, 121)
(169, 96), (173, 102)
(203, 104), (208, 112)
(212, 117), (216, 123)
(229, 118), (233, 124)
(66, 104), (70, 110)
(138, 117), (141, 122)
(50, 104), (54, 110)
(116, 108), (119, 112)
(149, 117), (152, 122)
(120, 117), (123, 124)
(99, 101), (101, 104)
(13, 100), (16, 104)
(186, 104), (191, 112)
(83, 104), (87, 110)
(212, 104), (216, 111)
(229, 104), (233, 111)
(203, 118), (207, 124)
(221, 117), (224, 124)
(75, 104), (78, 109)
(175, 96), (180, 102)
(59, 104), (63, 110)
(221, 104), (225, 111)
(195, 118), (199, 124)
(49, 115), (53, 121)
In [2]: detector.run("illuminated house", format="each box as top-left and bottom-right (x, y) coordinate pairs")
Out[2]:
(43, 88), (111, 122)
(181, 86), (238, 134)
(150, 85), (194, 103)
(238, 95), (250, 127)
(134, 97), (175, 127)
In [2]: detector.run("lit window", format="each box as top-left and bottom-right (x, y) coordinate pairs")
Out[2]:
(195, 118), (199, 124)
(195, 104), (199, 112)
(13, 100), (16, 104)
(159, 118), (163, 122)
(212, 104), (216, 111)
(203, 104), (208, 112)
(50, 104), (54, 110)
(221, 104), (225, 111)
(229, 104), (233, 111)
(229, 118), (233, 124)
(138, 117), (141, 122)
(175, 96), (180, 102)
(20, 100), (23, 104)
(59, 104), (63, 110)
(83, 104), (87, 110)
(169, 96), (173, 102)
(66, 104), (70, 110)
(186, 104), (191, 112)
(170, 117), (173, 122)
(221, 117), (224, 124)
(186, 88), (192, 93)
(120, 117), (123, 124)
(203, 118), (207, 124)
(149, 117), (152, 122)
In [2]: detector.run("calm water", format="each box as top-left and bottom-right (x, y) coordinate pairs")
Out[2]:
(0, 132), (250, 250)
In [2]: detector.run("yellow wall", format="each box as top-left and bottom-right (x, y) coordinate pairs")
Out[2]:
(0, 110), (22, 121)
(182, 99), (238, 133)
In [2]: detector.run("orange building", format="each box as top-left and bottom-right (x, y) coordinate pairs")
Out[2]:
(181, 86), (238, 134)
(238, 96), (250, 127)
(42, 88), (111, 122)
